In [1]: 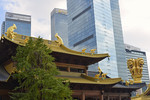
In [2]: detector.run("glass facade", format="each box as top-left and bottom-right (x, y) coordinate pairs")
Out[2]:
(51, 8), (68, 46)
(125, 44), (150, 84)
(110, 0), (128, 80)
(67, 0), (119, 78)
(1, 21), (5, 37)
(4, 12), (31, 36)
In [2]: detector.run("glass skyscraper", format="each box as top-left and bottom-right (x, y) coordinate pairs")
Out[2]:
(67, 0), (122, 78)
(1, 21), (5, 37)
(51, 8), (68, 46)
(110, 0), (128, 80)
(125, 44), (150, 84)
(3, 12), (31, 36)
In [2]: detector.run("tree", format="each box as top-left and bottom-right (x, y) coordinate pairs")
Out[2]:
(11, 37), (72, 100)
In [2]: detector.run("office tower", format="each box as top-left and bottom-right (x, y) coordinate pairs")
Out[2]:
(51, 8), (68, 46)
(4, 12), (31, 36)
(1, 21), (5, 37)
(67, 0), (120, 78)
(125, 44), (150, 84)
(110, 0), (128, 80)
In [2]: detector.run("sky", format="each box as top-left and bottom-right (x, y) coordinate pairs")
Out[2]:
(0, 0), (150, 77)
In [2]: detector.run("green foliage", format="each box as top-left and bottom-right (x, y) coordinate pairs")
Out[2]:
(11, 37), (72, 100)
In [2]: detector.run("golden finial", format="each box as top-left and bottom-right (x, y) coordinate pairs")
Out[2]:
(129, 79), (134, 85)
(90, 49), (96, 55)
(125, 80), (129, 86)
(127, 58), (144, 83)
(102, 73), (107, 80)
(1, 34), (5, 39)
(82, 48), (86, 54)
(55, 33), (64, 46)
(95, 67), (102, 79)
(24, 37), (29, 44)
(5, 24), (17, 40)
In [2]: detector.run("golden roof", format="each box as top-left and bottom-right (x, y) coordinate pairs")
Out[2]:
(1, 34), (109, 59)
(57, 71), (122, 85)
(132, 84), (150, 100)
(1, 33), (110, 66)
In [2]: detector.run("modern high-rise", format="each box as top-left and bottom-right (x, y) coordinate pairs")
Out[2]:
(110, 0), (128, 80)
(51, 8), (68, 46)
(3, 12), (31, 36)
(125, 44), (150, 84)
(1, 21), (5, 37)
(67, 0), (127, 79)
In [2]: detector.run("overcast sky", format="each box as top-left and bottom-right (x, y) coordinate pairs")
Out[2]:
(0, 0), (150, 77)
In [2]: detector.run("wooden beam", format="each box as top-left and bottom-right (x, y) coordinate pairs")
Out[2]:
(55, 62), (86, 69)
(72, 90), (101, 96)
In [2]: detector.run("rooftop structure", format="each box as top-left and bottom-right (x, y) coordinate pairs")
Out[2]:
(51, 8), (68, 46)
(3, 12), (31, 36)
(0, 25), (148, 100)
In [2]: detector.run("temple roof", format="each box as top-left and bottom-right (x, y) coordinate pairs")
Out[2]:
(113, 82), (146, 90)
(0, 34), (109, 65)
(132, 84), (150, 100)
(57, 71), (122, 85)
(0, 34), (109, 82)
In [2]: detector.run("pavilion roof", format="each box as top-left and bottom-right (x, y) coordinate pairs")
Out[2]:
(131, 84), (150, 100)
(0, 34), (109, 65)
(57, 71), (122, 85)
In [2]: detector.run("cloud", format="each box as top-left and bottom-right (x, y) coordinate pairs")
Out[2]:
(1, 0), (66, 39)
(119, 0), (150, 75)
(119, 0), (150, 39)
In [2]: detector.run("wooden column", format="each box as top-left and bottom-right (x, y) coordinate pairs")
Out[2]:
(85, 66), (88, 75)
(108, 95), (109, 100)
(67, 67), (70, 72)
(81, 92), (85, 100)
(101, 95), (103, 100)
(100, 90), (104, 100)
(85, 69), (88, 75)
(119, 95), (121, 100)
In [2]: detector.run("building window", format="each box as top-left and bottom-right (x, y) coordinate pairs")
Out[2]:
(70, 68), (85, 73)
(72, 6), (91, 21)
(57, 66), (67, 71)
(73, 34), (93, 47)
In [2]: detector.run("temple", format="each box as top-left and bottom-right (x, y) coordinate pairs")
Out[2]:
(0, 25), (149, 100)
(132, 84), (150, 100)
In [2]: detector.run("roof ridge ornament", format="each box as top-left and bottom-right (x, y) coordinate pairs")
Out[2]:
(127, 58), (144, 83)
(95, 66), (107, 80)
(55, 33), (64, 46)
(5, 24), (17, 40)
(82, 48), (86, 54)
(90, 49), (96, 55)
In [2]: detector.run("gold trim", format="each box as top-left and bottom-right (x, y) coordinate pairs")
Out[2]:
(2, 34), (110, 58)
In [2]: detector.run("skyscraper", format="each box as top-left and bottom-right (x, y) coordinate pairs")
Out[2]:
(3, 12), (31, 36)
(110, 0), (128, 80)
(125, 44), (150, 84)
(67, 0), (121, 78)
(51, 8), (68, 46)
(1, 21), (5, 37)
